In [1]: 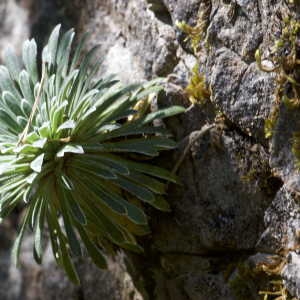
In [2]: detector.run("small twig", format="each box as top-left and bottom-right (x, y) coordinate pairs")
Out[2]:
(18, 64), (47, 145)
(171, 123), (214, 176)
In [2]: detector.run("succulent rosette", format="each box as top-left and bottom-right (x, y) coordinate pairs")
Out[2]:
(0, 25), (184, 283)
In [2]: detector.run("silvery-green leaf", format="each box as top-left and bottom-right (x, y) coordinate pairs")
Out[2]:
(58, 183), (82, 257)
(76, 223), (107, 269)
(57, 145), (84, 157)
(141, 106), (186, 124)
(134, 85), (163, 100)
(17, 116), (27, 127)
(21, 99), (31, 116)
(97, 124), (121, 133)
(14, 144), (39, 154)
(19, 70), (35, 104)
(0, 66), (21, 100)
(11, 208), (31, 266)
(57, 120), (76, 132)
(3, 91), (23, 116)
(32, 138), (47, 149)
(25, 132), (40, 144)
(22, 39), (38, 83)
(59, 240), (80, 285)
(150, 196), (171, 212)
(3, 47), (21, 81)
(0, 108), (19, 133)
(26, 172), (38, 184)
(0, 163), (12, 175)
(46, 24), (61, 66)
(67, 193), (86, 225)
(41, 45), (50, 65)
(38, 122), (50, 138)
(50, 100), (68, 132)
(61, 173), (74, 190)
(30, 153), (45, 173)
(56, 29), (75, 76)
(70, 158), (117, 179)
(33, 82), (40, 98)
(112, 176), (155, 204)
(80, 154), (129, 175)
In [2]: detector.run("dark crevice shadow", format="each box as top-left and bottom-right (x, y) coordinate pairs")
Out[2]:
(147, 0), (173, 25)
(28, 0), (78, 67)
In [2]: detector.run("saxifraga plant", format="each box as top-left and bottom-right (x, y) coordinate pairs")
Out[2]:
(0, 25), (185, 283)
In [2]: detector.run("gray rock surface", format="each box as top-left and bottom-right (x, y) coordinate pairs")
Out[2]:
(283, 252), (300, 298)
(0, 3), (29, 299)
(0, 0), (29, 58)
(1, 0), (300, 299)
(152, 128), (274, 254)
(0, 220), (22, 300)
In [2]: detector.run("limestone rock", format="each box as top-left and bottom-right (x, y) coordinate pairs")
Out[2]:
(1, 0), (300, 299)
(282, 252), (300, 298)
(0, 0), (29, 59)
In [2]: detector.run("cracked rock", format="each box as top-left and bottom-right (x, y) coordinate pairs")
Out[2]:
(1, 0), (300, 299)
(282, 252), (300, 298)
(152, 129), (274, 254)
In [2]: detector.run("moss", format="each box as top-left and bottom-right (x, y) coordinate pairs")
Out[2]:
(185, 64), (210, 104)
(256, 11), (300, 170)
(175, 2), (211, 55)
(255, 12), (300, 170)
(176, 20), (203, 55)
(176, 5), (211, 105)
(228, 262), (259, 300)
(240, 158), (277, 196)
(256, 16), (300, 139)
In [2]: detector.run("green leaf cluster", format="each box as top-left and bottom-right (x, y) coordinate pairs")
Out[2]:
(0, 25), (184, 283)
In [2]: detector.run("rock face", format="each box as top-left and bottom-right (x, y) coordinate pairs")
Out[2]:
(0, 0), (29, 58)
(1, 0), (300, 299)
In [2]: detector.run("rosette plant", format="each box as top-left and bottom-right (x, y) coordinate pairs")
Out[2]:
(0, 25), (184, 283)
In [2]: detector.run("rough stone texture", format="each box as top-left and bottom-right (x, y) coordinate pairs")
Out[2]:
(1, 0), (300, 299)
(0, 219), (22, 300)
(257, 186), (300, 254)
(270, 103), (300, 194)
(0, 0), (29, 58)
(71, 0), (179, 82)
(210, 51), (275, 141)
(152, 128), (274, 254)
(35, 248), (143, 300)
(10, 234), (143, 300)
(0, 2), (29, 299)
(283, 252), (300, 298)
